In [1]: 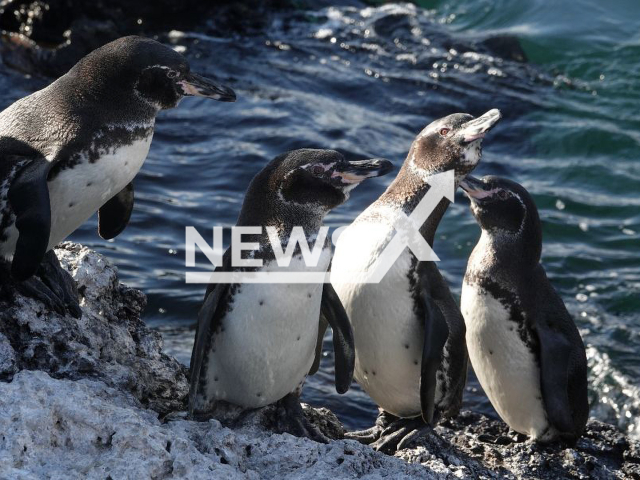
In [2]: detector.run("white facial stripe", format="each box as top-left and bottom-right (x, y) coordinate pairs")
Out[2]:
(417, 121), (445, 139)
(473, 190), (528, 237)
(513, 193), (528, 234)
(301, 162), (335, 173)
(277, 164), (334, 210)
(134, 65), (179, 110)
(143, 64), (177, 76)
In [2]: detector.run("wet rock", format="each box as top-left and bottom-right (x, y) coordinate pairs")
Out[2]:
(395, 410), (640, 479)
(0, 243), (637, 478)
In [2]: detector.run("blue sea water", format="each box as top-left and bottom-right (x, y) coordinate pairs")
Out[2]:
(0, 0), (638, 435)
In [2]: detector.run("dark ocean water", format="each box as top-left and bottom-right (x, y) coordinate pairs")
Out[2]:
(1, 0), (638, 435)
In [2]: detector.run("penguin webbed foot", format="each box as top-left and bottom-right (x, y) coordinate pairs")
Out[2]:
(346, 410), (433, 453)
(344, 409), (394, 444)
(372, 417), (433, 453)
(344, 424), (383, 444)
(10, 251), (81, 318)
(274, 393), (330, 444)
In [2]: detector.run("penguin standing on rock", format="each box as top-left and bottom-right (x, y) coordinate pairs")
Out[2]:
(0, 36), (236, 316)
(189, 149), (393, 441)
(460, 175), (589, 443)
(331, 109), (502, 452)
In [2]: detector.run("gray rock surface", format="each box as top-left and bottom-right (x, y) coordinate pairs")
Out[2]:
(0, 243), (189, 415)
(400, 411), (640, 479)
(0, 371), (430, 479)
(0, 243), (638, 479)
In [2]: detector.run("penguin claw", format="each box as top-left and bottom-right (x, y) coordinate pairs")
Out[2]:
(274, 393), (330, 444)
(14, 276), (66, 315)
(345, 410), (399, 445)
(372, 425), (413, 453)
(5, 252), (82, 318)
(38, 251), (82, 318)
(344, 426), (383, 444)
(397, 428), (427, 450)
(352, 414), (431, 454)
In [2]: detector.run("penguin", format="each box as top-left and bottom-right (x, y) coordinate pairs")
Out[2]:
(331, 109), (502, 452)
(189, 148), (393, 441)
(0, 36), (236, 317)
(459, 175), (589, 442)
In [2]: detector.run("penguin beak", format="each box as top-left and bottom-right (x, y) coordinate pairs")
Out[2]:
(332, 158), (394, 184)
(459, 175), (496, 202)
(178, 72), (236, 102)
(459, 109), (502, 143)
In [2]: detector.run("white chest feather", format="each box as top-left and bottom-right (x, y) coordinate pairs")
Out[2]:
(46, 135), (153, 249)
(332, 206), (426, 417)
(204, 250), (331, 408)
(0, 135), (153, 259)
(461, 281), (551, 438)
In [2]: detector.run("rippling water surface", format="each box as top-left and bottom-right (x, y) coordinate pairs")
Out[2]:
(1, 0), (638, 434)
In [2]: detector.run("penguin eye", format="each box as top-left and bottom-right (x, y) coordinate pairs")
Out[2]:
(439, 128), (451, 136)
(311, 165), (325, 176)
(166, 70), (179, 79)
(497, 190), (509, 200)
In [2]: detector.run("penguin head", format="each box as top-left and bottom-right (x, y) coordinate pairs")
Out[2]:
(266, 149), (393, 212)
(68, 36), (236, 110)
(409, 109), (501, 179)
(461, 175), (542, 256)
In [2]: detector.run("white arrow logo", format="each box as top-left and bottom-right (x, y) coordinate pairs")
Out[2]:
(185, 170), (455, 284)
(354, 169), (454, 284)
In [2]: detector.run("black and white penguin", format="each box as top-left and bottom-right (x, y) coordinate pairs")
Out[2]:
(332, 109), (502, 452)
(0, 36), (235, 316)
(189, 148), (393, 441)
(459, 175), (589, 442)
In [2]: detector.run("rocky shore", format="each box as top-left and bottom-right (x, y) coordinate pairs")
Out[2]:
(0, 244), (638, 479)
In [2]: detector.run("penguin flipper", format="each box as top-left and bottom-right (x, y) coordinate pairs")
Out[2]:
(309, 316), (328, 375)
(531, 265), (589, 437)
(536, 316), (575, 433)
(417, 264), (450, 425)
(7, 157), (52, 281)
(320, 282), (355, 394)
(532, 282), (580, 436)
(98, 182), (134, 240)
(188, 253), (232, 416)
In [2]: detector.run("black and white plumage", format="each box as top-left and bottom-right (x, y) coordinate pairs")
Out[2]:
(332, 109), (502, 452)
(460, 175), (589, 442)
(188, 149), (392, 441)
(0, 35), (235, 315)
